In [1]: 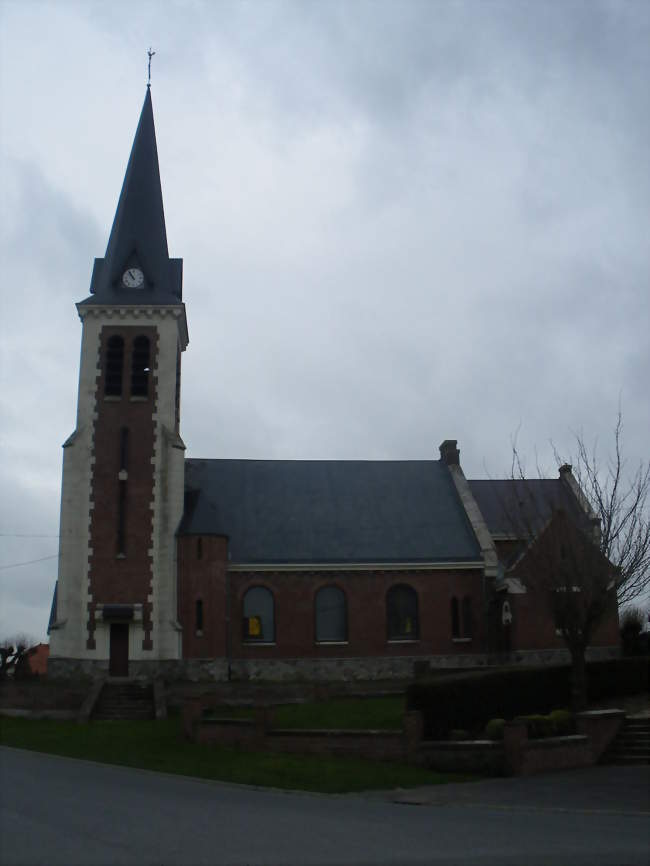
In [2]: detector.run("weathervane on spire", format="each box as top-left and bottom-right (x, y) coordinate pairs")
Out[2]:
(147, 47), (156, 88)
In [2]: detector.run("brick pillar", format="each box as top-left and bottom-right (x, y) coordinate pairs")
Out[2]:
(403, 710), (424, 762)
(503, 720), (528, 776)
(182, 697), (202, 740)
(254, 706), (272, 748)
(576, 709), (625, 762)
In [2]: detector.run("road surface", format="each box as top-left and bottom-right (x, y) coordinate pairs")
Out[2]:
(1, 747), (648, 865)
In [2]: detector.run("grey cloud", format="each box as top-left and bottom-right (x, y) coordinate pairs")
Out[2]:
(1, 1), (648, 638)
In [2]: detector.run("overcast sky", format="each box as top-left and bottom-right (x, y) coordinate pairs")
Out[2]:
(1, 0), (648, 642)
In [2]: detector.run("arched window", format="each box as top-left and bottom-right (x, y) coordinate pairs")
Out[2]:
(243, 586), (274, 643)
(386, 585), (418, 641)
(195, 599), (204, 635)
(462, 596), (473, 638)
(315, 586), (347, 643)
(131, 335), (150, 397)
(451, 597), (460, 639)
(105, 335), (124, 396)
(451, 596), (472, 639)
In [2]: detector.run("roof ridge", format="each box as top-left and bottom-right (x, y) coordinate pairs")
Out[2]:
(185, 457), (441, 464)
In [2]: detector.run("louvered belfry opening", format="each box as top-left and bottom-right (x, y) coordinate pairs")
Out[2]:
(131, 335), (150, 396)
(105, 335), (124, 396)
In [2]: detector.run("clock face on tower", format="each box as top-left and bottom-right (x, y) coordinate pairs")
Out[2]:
(122, 267), (144, 288)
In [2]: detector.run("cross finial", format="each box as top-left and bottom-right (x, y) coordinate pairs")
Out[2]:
(147, 47), (156, 88)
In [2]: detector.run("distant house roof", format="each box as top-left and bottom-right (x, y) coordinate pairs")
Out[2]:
(27, 644), (49, 676)
(468, 479), (586, 537)
(181, 459), (482, 565)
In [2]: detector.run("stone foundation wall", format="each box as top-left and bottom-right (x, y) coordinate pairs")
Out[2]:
(228, 654), (489, 682)
(48, 657), (229, 682)
(48, 658), (110, 680)
(48, 643), (620, 683)
(490, 645), (620, 666)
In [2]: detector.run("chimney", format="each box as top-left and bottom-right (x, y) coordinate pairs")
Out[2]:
(559, 464), (573, 477)
(439, 439), (460, 466)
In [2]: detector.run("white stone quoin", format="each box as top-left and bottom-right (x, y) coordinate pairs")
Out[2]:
(49, 305), (187, 667)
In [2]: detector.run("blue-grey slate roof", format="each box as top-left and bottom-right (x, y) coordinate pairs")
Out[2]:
(80, 89), (182, 307)
(468, 479), (586, 536)
(181, 459), (483, 565)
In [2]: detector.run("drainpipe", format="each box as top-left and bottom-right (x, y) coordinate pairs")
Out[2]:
(225, 562), (232, 682)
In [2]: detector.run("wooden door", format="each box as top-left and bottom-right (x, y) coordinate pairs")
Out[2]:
(109, 623), (129, 677)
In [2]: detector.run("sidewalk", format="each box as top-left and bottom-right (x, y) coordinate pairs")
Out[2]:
(381, 765), (650, 814)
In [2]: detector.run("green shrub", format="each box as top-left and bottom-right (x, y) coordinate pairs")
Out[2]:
(449, 729), (470, 741)
(515, 714), (555, 739)
(406, 658), (649, 739)
(548, 708), (574, 736)
(515, 711), (575, 739)
(485, 718), (506, 740)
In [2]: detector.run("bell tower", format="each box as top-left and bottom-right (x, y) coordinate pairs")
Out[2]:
(49, 90), (188, 677)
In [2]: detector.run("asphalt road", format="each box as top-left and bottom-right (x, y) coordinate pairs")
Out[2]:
(1, 747), (648, 866)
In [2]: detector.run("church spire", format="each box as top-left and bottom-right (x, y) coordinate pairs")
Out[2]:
(84, 89), (182, 305)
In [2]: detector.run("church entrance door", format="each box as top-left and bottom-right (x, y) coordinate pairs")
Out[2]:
(109, 623), (129, 677)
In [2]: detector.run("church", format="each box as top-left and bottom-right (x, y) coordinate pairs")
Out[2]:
(47, 90), (619, 681)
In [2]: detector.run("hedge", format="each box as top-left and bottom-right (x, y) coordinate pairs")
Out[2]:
(406, 658), (649, 740)
(482, 710), (575, 740)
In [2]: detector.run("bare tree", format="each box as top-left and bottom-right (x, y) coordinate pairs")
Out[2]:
(564, 413), (650, 606)
(507, 507), (615, 710)
(0, 633), (37, 680)
(503, 414), (649, 710)
(619, 605), (648, 656)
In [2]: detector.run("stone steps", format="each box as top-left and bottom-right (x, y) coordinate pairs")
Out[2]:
(603, 718), (650, 765)
(92, 682), (154, 721)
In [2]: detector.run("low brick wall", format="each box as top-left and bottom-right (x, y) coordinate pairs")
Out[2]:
(417, 740), (504, 775)
(184, 700), (417, 762)
(267, 729), (406, 762)
(417, 732), (594, 777)
(189, 715), (410, 762)
(183, 698), (626, 775)
(416, 711), (624, 777)
(576, 709), (625, 761)
(0, 708), (77, 721)
(196, 718), (263, 748)
(503, 720), (597, 776)
(522, 735), (592, 775)
(0, 678), (90, 712)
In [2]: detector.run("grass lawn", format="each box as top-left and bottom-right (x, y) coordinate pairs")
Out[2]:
(206, 696), (404, 731)
(273, 696), (404, 730)
(0, 715), (471, 793)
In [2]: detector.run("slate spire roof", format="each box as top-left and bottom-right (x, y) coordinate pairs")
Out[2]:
(81, 88), (183, 305)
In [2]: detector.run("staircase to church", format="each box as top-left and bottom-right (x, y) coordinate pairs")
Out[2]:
(92, 681), (155, 721)
(603, 717), (650, 765)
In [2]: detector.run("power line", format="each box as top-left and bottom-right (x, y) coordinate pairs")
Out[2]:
(0, 534), (60, 539)
(0, 554), (58, 571)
